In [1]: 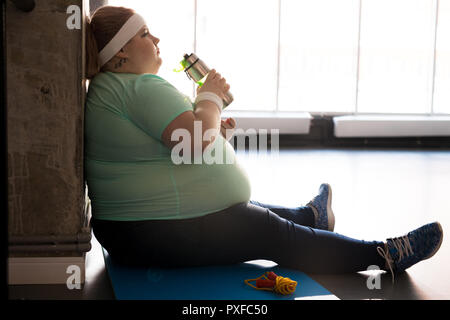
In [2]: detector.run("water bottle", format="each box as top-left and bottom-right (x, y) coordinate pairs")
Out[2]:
(178, 53), (234, 108)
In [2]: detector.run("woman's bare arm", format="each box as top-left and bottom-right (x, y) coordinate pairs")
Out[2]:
(161, 69), (230, 154)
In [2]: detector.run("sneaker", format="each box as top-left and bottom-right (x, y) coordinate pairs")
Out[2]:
(306, 183), (335, 231)
(377, 222), (444, 283)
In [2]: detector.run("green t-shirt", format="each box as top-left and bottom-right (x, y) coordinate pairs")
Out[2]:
(85, 71), (251, 221)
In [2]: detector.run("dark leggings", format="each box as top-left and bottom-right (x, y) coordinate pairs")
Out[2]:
(91, 201), (386, 274)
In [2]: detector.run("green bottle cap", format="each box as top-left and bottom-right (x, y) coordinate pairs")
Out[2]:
(173, 58), (189, 73)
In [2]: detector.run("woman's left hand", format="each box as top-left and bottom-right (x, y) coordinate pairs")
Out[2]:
(220, 117), (236, 141)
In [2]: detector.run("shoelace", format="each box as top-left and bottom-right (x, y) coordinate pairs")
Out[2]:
(376, 235), (414, 284)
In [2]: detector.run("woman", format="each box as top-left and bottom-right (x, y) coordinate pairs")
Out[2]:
(85, 6), (443, 282)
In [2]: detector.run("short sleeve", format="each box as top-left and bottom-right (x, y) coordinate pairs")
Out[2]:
(123, 74), (194, 140)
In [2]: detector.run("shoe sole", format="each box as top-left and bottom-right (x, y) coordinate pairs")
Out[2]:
(324, 183), (335, 232)
(423, 221), (444, 260)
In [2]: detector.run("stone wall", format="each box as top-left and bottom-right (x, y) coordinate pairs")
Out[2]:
(7, 0), (90, 257)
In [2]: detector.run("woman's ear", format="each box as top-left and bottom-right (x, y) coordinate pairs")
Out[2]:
(115, 48), (128, 59)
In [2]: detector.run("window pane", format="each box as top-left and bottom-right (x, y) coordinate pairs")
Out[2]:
(433, 0), (450, 114)
(107, 0), (196, 98)
(196, 0), (278, 111)
(278, 0), (360, 113)
(358, 0), (436, 114)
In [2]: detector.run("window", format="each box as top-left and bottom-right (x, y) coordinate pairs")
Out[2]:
(196, 0), (279, 111)
(107, 0), (450, 115)
(278, 0), (359, 113)
(357, 0), (436, 114)
(434, 0), (450, 114)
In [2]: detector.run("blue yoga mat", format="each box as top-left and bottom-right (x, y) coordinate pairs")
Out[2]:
(103, 248), (334, 300)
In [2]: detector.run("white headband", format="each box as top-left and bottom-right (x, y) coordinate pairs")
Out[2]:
(98, 13), (146, 67)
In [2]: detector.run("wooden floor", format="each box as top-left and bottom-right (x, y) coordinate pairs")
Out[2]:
(8, 147), (450, 300)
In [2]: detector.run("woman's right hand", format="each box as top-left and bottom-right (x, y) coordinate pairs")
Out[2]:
(197, 69), (230, 100)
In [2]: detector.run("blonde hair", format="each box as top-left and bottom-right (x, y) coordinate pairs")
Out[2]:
(85, 6), (135, 80)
